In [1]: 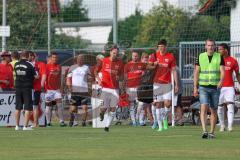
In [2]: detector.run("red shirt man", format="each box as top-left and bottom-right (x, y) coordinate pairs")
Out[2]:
(99, 57), (124, 89)
(149, 51), (176, 84)
(0, 52), (14, 90)
(45, 63), (61, 90)
(33, 61), (46, 91)
(148, 39), (179, 131)
(222, 56), (239, 87)
(94, 45), (124, 132)
(44, 52), (66, 127)
(124, 61), (146, 88)
(218, 43), (240, 132)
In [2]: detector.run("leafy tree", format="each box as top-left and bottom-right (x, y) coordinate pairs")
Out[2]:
(0, 0), (89, 50)
(133, 0), (230, 47)
(108, 8), (143, 47)
(52, 33), (89, 49)
(58, 0), (89, 22)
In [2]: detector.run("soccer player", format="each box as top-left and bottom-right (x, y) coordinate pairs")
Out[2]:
(95, 44), (124, 132)
(0, 51), (14, 91)
(28, 51), (46, 127)
(149, 39), (179, 132)
(67, 54), (92, 127)
(45, 52), (66, 127)
(136, 53), (154, 126)
(124, 51), (146, 126)
(194, 39), (225, 139)
(14, 51), (38, 131)
(217, 43), (240, 132)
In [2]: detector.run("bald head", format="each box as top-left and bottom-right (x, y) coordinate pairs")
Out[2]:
(77, 54), (84, 66)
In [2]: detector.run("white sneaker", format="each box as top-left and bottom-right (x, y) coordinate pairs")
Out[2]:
(219, 126), (225, 132)
(15, 126), (21, 131)
(23, 126), (34, 131)
(228, 126), (233, 132)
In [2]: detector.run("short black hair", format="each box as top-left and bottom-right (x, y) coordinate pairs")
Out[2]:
(219, 43), (230, 53)
(50, 52), (58, 56)
(158, 39), (167, 46)
(28, 51), (36, 57)
(11, 51), (20, 60)
(110, 44), (119, 52)
(20, 50), (30, 58)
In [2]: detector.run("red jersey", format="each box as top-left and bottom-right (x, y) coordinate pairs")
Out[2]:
(124, 61), (146, 88)
(0, 63), (14, 89)
(118, 93), (130, 107)
(98, 57), (124, 89)
(45, 63), (61, 90)
(33, 61), (46, 91)
(222, 56), (239, 87)
(149, 51), (176, 84)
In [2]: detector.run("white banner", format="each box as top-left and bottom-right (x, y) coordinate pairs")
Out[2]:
(0, 92), (45, 126)
(0, 26), (10, 37)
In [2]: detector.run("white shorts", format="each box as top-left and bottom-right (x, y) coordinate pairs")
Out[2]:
(126, 87), (138, 102)
(101, 88), (119, 108)
(153, 83), (172, 102)
(219, 87), (235, 105)
(45, 90), (62, 102)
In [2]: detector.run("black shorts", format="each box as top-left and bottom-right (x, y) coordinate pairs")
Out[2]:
(137, 84), (153, 104)
(175, 94), (182, 108)
(70, 92), (90, 106)
(15, 88), (33, 111)
(33, 91), (41, 106)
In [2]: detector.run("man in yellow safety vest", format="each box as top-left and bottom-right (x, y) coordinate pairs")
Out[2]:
(194, 39), (225, 139)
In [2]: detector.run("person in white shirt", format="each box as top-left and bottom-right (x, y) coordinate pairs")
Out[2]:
(67, 54), (92, 127)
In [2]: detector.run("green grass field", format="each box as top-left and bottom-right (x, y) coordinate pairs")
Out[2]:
(0, 125), (240, 160)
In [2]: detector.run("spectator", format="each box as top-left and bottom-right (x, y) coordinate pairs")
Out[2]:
(14, 51), (38, 131)
(194, 39), (225, 139)
(10, 51), (20, 85)
(0, 51), (14, 91)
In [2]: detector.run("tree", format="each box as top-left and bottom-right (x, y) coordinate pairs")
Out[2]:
(133, 0), (230, 47)
(58, 0), (89, 22)
(52, 33), (89, 49)
(134, 0), (189, 47)
(108, 8), (143, 48)
(0, 0), (89, 50)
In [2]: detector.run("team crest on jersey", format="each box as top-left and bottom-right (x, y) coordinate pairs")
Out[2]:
(130, 66), (134, 72)
(165, 59), (169, 63)
(227, 61), (231, 66)
(114, 65), (120, 69)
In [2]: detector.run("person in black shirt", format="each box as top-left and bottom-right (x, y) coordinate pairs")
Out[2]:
(14, 51), (38, 131)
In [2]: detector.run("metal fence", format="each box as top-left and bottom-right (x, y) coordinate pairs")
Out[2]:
(179, 41), (240, 96)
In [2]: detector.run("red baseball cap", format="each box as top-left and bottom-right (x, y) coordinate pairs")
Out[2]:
(1, 51), (11, 57)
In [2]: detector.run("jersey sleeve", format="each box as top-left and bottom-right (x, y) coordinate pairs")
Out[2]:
(124, 63), (129, 74)
(170, 55), (176, 69)
(233, 59), (239, 74)
(40, 63), (46, 75)
(149, 53), (156, 63)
